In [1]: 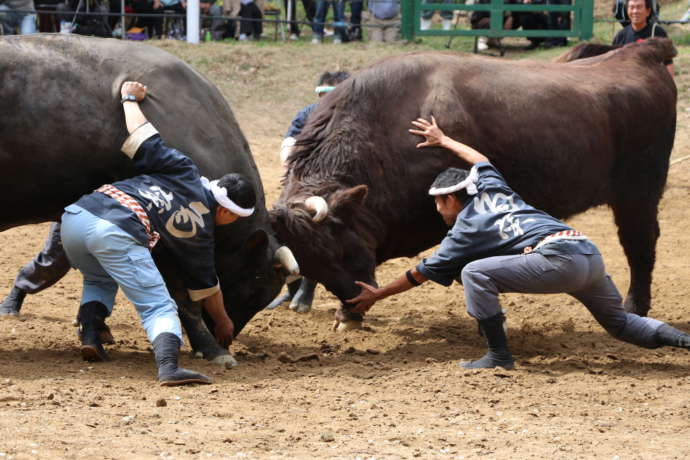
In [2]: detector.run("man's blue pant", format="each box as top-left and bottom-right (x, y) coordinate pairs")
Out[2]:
(61, 204), (182, 343)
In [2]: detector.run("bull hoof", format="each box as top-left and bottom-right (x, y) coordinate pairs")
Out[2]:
(333, 320), (363, 332)
(211, 354), (239, 369)
(289, 301), (312, 314)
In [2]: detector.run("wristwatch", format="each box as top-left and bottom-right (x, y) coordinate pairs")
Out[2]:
(121, 94), (137, 104)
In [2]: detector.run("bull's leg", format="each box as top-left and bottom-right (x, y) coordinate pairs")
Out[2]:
(177, 301), (238, 369)
(265, 278), (301, 310)
(611, 185), (663, 317)
(289, 278), (317, 313)
(334, 307), (364, 331)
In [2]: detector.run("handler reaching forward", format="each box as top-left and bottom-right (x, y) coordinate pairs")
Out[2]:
(348, 116), (690, 369)
(60, 81), (256, 385)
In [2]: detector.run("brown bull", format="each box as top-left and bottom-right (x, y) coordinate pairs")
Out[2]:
(270, 38), (677, 329)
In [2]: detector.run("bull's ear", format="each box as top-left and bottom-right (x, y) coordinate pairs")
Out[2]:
(329, 185), (368, 220)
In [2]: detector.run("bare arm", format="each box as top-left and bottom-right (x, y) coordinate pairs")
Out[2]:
(409, 116), (489, 165)
(120, 81), (149, 134)
(202, 289), (235, 348)
(347, 268), (428, 314)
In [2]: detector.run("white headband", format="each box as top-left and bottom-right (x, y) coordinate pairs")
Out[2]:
(428, 166), (479, 196)
(315, 85), (336, 94)
(201, 176), (255, 217)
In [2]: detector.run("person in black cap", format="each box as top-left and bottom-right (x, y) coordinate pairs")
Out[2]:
(347, 116), (690, 370)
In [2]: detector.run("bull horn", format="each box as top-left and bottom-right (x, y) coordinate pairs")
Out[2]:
(274, 246), (300, 276)
(304, 196), (329, 222)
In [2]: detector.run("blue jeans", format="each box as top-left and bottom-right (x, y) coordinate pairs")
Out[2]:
(0, 5), (37, 34)
(421, 0), (454, 20)
(312, 0), (346, 39)
(61, 205), (183, 343)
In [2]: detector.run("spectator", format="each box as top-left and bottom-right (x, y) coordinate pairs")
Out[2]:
(470, 0), (510, 51)
(348, 0), (362, 40)
(131, 0), (164, 39)
(543, 0), (570, 48)
(368, 0), (399, 43)
(612, 0), (674, 77)
(311, 0), (346, 44)
(158, 0), (186, 39)
(0, 0), (37, 34)
(509, 0), (548, 50)
(239, 0), (263, 40)
(420, 0), (453, 31)
(201, 0), (234, 39)
(283, 0), (315, 40)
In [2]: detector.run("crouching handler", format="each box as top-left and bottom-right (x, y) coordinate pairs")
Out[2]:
(60, 81), (256, 386)
(348, 116), (690, 370)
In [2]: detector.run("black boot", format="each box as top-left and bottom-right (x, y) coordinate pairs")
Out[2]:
(78, 301), (111, 362)
(0, 287), (26, 316)
(265, 278), (301, 310)
(461, 313), (515, 370)
(655, 324), (690, 349)
(153, 332), (212, 386)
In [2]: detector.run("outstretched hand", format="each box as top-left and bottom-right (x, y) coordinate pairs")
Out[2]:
(346, 281), (382, 314)
(409, 116), (446, 148)
(120, 81), (147, 102)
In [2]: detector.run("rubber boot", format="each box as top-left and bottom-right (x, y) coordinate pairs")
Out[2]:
(477, 36), (489, 51)
(0, 287), (26, 316)
(420, 18), (432, 30)
(78, 301), (110, 362)
(290, 278), (317, 313)
(265, 278), (301, 310)
(461, 313), (515, 370)
(153, 332), (212, 386)
(655, 324), (690, 349)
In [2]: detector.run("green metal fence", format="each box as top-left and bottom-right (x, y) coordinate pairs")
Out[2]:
(400, 0), (594, 41)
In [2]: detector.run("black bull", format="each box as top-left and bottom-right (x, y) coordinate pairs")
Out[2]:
(271, 38), (677, 328)
(0, 34), (295, 364)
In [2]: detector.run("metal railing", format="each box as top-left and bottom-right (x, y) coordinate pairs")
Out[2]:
(400, 0), (594, 41)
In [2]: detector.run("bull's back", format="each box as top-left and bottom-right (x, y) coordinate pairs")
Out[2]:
(369, 51), (674, 219)
(0, 35), (262, 230)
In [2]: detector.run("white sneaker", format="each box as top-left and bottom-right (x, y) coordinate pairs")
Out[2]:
(420, 18), (431, 30)
(311, 36), (322, 44)
(239, 33), (248, 41)
(442, 18), (452, 30)
(477, 36), (488, 51)
(333, 37), (342, 44)
(324, 28), (334, 37)
(289, 33), (299, 41)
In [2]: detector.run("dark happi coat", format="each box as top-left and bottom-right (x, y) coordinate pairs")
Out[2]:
(271, 38), (677, 324)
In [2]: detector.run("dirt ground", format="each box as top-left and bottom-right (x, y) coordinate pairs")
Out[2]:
(2, 38), (690, 459)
